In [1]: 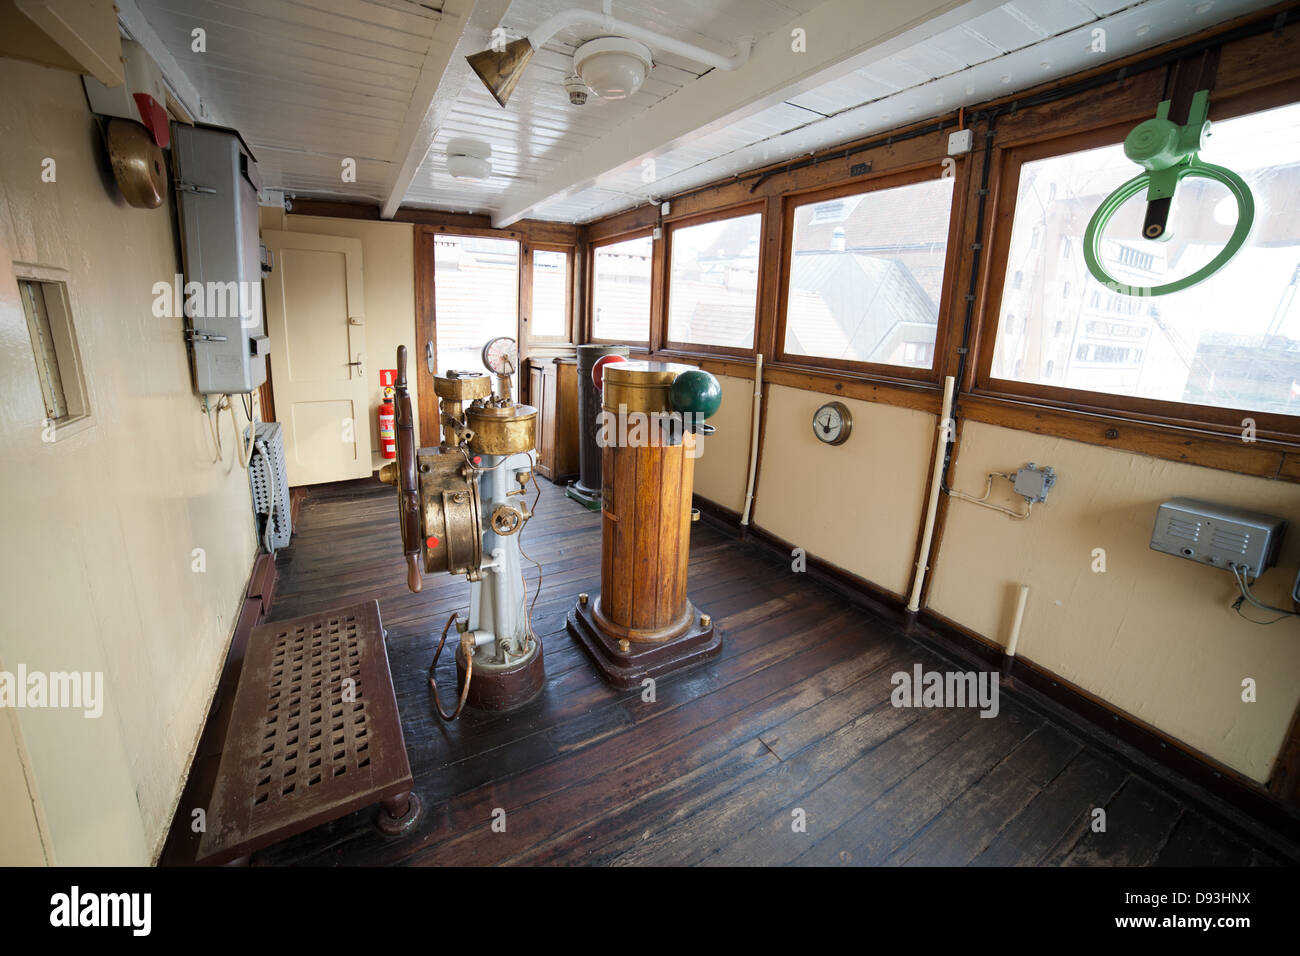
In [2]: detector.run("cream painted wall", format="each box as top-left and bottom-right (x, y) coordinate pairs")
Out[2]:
(927, 422), (1300, 783)
(262, 211), (418, 471)
(0, 698), (48, 864)
(752, 384), (936, 596)
(690, 371), (753, 514)
(0, 60), (258, 863)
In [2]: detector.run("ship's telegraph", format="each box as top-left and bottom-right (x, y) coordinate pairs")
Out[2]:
(379, 337), (544, 717)
(1084, 89), (1254, 297)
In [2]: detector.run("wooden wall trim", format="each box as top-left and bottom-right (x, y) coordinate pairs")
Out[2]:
(283, 198), (581, 244)
(959, 393), (1300, 483)
(413, 226), (440, 447)
(763, 366), (942, 414)
(285, 198), (381, 220)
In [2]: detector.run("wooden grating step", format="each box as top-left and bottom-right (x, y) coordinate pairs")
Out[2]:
(197, 600), (416, 864)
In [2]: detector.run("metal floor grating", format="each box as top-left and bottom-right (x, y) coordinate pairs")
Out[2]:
(198, 600), (415, 864)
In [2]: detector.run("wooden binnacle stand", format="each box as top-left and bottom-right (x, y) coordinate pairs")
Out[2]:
(567, 361), (723, 689)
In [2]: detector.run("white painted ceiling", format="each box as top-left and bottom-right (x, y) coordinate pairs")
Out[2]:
(131, 0), (454, 204)
(125, 0), (1280, 225)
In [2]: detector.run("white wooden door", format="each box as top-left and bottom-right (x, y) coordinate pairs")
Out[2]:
(263, 230), (371, 486)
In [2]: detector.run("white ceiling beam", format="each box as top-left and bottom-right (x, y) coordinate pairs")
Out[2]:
(115, 0), (216, 126)
(379, 0), (509, 220)
(490, 0), (1004, 228)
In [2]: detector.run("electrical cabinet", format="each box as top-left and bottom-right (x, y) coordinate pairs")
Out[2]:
(172, 123), (269, 394)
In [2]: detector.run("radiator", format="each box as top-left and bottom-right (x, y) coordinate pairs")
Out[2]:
(247, 421), (291, 552)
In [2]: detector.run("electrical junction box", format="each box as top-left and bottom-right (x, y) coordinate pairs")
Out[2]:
(1013, 463), (1056, 503)
(948, 129), (973, 156)
(1150, 498), (1285, 579)
(173, 123), (269, 395)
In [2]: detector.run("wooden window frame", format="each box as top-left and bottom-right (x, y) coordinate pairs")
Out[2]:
(588, 228), (655, 348)
(773, 162), (964, 385)
(520, 241), (576, 351)
(661, 201), (765, 358)
(972, 85), (1300, 444)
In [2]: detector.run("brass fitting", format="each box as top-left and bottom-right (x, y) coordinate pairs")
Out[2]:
(700, 614), (712, 629)
(578, 592), (589, 606)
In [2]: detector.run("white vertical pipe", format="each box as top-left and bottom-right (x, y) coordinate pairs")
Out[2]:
(907, 375), (955, 612)
(1005, 584), (1030, 659)
(741, 354), (763, 526)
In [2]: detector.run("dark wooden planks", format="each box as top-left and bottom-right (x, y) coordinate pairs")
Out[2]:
(238, 478), (1288, 867)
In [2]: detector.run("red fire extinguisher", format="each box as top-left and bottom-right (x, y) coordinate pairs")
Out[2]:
(379, 386), (396, 459)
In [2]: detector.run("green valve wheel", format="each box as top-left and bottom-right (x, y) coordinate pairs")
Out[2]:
(1082, 90), (1255, 297)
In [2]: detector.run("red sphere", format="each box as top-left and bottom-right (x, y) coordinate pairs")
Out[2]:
(591, 353), (628, 392)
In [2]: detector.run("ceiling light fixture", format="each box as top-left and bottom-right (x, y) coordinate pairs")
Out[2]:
(573, 37), (653, 100)
(466, 7), (752, 108)
(446, 138), (492, 180)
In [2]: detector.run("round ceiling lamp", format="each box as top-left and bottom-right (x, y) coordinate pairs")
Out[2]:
(573, 37), (653, 100)
(446, 138), (492, 180)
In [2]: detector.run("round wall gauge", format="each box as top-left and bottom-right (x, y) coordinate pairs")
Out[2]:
(812, 401), (852, 446)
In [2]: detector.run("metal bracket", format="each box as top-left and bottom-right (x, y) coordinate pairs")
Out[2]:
(175, 180), (217, 195)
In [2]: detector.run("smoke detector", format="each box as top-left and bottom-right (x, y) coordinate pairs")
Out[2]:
(573, 37), (653, 100)
(563, 75), (590, 106)
(446, 138), (492, 180)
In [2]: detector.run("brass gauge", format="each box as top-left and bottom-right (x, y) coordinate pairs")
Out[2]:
(812, 401), (852, 446)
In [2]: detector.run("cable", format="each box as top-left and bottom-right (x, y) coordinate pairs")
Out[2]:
(517, 460), (545, 632)
(947, 472), (1032, 520)
(1233, 602), (1294, 625)
(253, 437), (279, 556)
(1229, 564), (1299, 621)
(204, 397), (223, 463)
(220, 394), (256, 470)
(457, 445), (512, 474)
(428, 611), (472, 721)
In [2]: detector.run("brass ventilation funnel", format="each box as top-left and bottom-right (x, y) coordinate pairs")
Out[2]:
(466, 38), (535, 108)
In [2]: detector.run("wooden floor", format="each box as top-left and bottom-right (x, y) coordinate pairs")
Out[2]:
(252, 478), (1287, 866)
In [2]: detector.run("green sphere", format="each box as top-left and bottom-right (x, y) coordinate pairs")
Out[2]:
(670, 369), (722, 420)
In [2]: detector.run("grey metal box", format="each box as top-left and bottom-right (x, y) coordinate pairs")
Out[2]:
(173, 123), (268, 394)
(1150, 497), (1285, 578)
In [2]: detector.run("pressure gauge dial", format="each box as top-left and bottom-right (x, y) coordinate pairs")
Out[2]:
(812, 401), (852, 446)
(481, 336), (518, 376)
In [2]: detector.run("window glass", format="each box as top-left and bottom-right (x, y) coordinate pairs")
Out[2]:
(991, 101), (1300, 417)
(667, 212), (761, 349)
(531, 249), (568, 339)
(784, 177), (955, 368)
(592, 235), (652, 342)
(434, 235), (519, 387)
